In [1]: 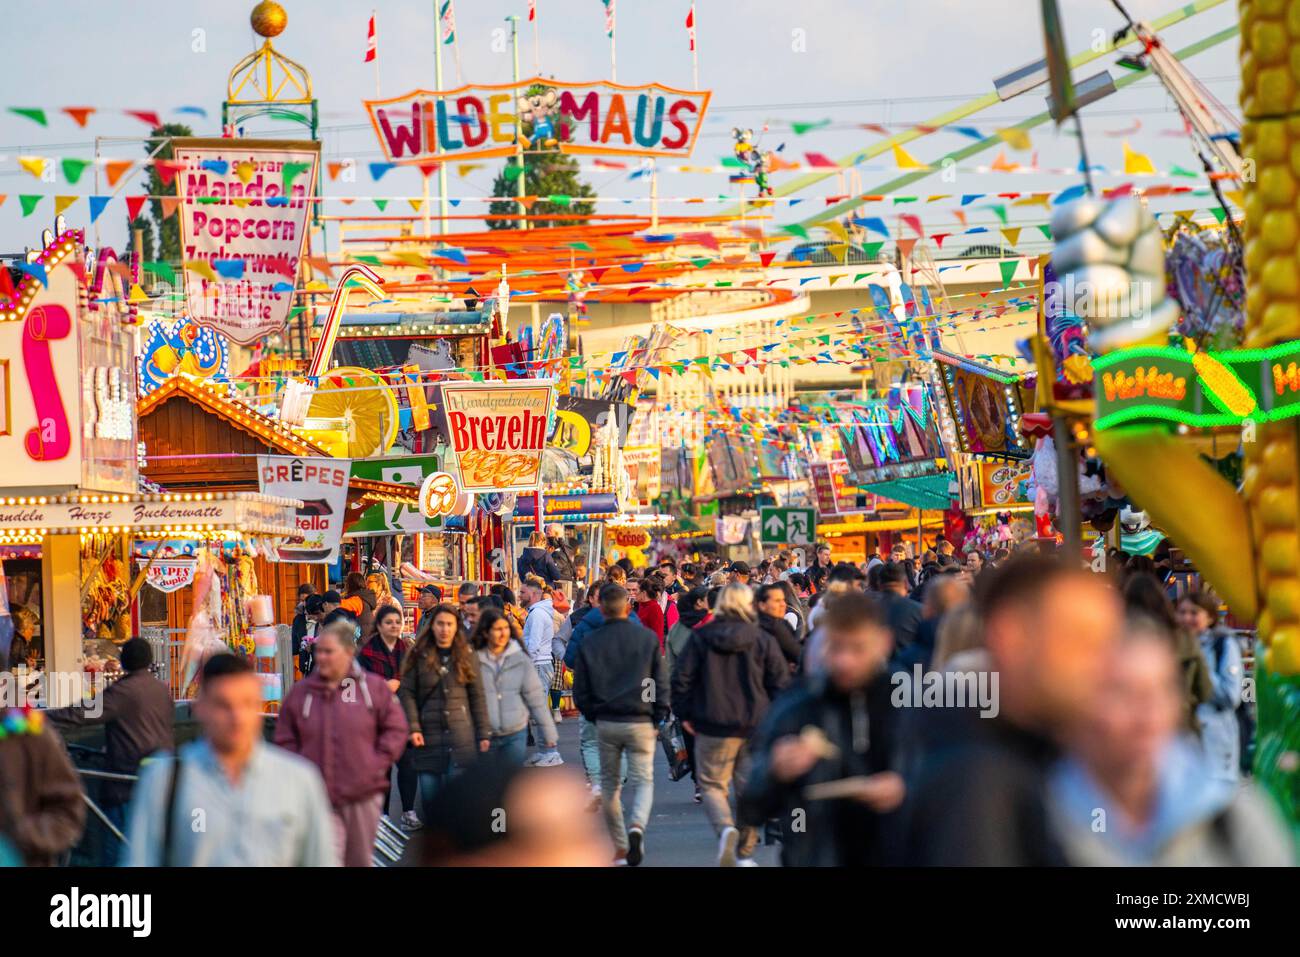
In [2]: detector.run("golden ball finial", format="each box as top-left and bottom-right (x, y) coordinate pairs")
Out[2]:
(251, 1), (288, 38)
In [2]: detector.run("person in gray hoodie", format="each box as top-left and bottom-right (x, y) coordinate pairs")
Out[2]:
(1049, 616), (1289, 866)
(520, 575), (563, 767)
(473, 607), (558, 766)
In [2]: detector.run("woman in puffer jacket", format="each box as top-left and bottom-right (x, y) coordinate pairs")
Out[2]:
(471, 606), (558, 766)
(399, 603), (491, 821)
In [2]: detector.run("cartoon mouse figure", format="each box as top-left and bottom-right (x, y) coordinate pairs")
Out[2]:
(731, 127), (773, 197)
(518, 87), (562, 149)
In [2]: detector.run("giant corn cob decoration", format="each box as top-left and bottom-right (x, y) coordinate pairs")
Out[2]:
(1070, 1), (1300, 826)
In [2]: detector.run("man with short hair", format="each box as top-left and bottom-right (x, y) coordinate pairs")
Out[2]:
(321, 590), (342, 616)
(457, 581), (480, 604)
(965, 550), (985, 577)
(902, 555), (1124, 865)
(657, 559), (682, 595)
(572, 583), (669, 866)
(728, 561), (751, 586)
(744, 591), (903, 866)
(124, 654), (337, 866)
(519, 577), (563, 766)
(876, 561), (924, 656)
(679, 562), (700, 589)
(46, 637), (175, 843)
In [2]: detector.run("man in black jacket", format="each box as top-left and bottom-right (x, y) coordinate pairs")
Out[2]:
(741, 591), (902, 866)
(45, 638), (174, 841)
(572, 583), (669, 866)
(899, 554), (1122, 865)
(876, 561), (923, 655)
(756, 583), (801, 668)
(671, 584), (788, 866)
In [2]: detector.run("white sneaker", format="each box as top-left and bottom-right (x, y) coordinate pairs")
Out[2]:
(522, 752), (545, 767)
(535, 751), (565, 767)
(736, 857), (759, 867)
(717, 825), (739, 867)
(552, 709), (563, 723)
(399, 810), (422, 831)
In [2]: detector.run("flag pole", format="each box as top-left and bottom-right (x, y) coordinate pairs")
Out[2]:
(532, 1), (541, 75)
(372, 10), (380, 99)
(690, 4), (699, 90)
(434, 1), (449, 231)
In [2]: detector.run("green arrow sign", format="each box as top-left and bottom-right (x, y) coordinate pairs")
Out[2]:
(759, 506), (817, 546)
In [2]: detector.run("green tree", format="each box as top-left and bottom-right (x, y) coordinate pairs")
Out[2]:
(126, 122), (192, 262)
(487, 152), (595, 229)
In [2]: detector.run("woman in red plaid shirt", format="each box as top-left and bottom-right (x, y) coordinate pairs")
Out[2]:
(359, 606), (422, 831)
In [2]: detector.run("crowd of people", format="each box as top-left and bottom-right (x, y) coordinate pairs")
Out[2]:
(0, 530), (1290, 868)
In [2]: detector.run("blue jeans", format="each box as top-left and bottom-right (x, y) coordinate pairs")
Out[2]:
(418, 770), (455, 823)
(597, 720), (657, 852)
(490, 729), (529, 766)
(533, 660), (558, 755)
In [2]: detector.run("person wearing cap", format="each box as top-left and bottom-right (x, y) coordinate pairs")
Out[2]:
(728, 562), (752, 587)
(414, 585), (442, 645)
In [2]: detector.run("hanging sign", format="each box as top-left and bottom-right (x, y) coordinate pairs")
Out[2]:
(139, 559), (198, 593)
(257, 455), (352, 563)
(433, 381), (556, 492)
(172, 138), (320, 345)
(347, 454), (445, 536)
(609, 526), (651, 549)
(365, 79), (711, 166)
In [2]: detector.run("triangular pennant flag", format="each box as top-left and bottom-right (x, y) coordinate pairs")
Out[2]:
(1122, 141), (1157, 175)
(996, 128), (1032, 150)
(105, 160), (132, 187)
(185, 259), (218, 282)
(374, 198), (389, 211)
(19, 195), (41, 217)
(145, 261), (177, 285)
(160, 196), (181, 219)
(326, 161), (344, 181)
(369, 162), (396, 180)
(62, 107), (94, 127)
(986, 204), (1008, 225)
(125, 196), (147, 222)
(125, 110), (161, 127)
(408, 198), (424, 213)
(87, 195), (110, 222)
(54, 196), (77, 216)
(18, 156), (45, 179)
(998, 260), (1018, 287)
(1001, 227), (1021, 247)
(897, 238), (917, 258)
(9, 107), (47, 126)
(153, 159), (184, 186)
(61, 158), (91, 184)
(899, 214), (924, 238)
(892, 144), (925, 169)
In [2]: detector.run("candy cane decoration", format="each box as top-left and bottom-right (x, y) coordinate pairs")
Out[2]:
(307, 264), (387, 378)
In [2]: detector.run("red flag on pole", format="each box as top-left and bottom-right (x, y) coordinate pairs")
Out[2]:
(364, 12), (377, 62)
(686, 5), (696, 50)
(527, 0), (536, 22)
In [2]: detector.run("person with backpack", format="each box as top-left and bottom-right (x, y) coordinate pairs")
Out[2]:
(1176, 591), (1246, 781)
(276, 621), (410, 865)
(518, 531), (563, 587)
(672, 584), (789, 866)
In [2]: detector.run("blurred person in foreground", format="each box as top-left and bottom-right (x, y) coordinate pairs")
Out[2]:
(1049, 616), (1290, 865)
(276, 621), (409, 866)
(1123, 573), (1213, 738)
(125, 654), (336, 866)
(672, 583), (789, 866)
(406, 761), (610, 866)
(572, 583), (669, 865)
(742, 591), (902, 866)
(0, 704), (84, 866)
(901, 554), (1123, 865)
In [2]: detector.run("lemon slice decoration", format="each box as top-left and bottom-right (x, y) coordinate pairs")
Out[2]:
(306, 366), (399, 458)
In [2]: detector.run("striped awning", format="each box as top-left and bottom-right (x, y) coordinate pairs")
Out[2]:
(863, 472), (954, 511)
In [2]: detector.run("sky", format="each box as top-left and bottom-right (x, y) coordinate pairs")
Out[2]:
(0, 0), (1243, 256)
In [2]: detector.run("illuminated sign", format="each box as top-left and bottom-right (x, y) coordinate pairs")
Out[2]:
(1092, 341), (1300, 431)
(434, 381), (556, 492)
(365, 79), (710, 166)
